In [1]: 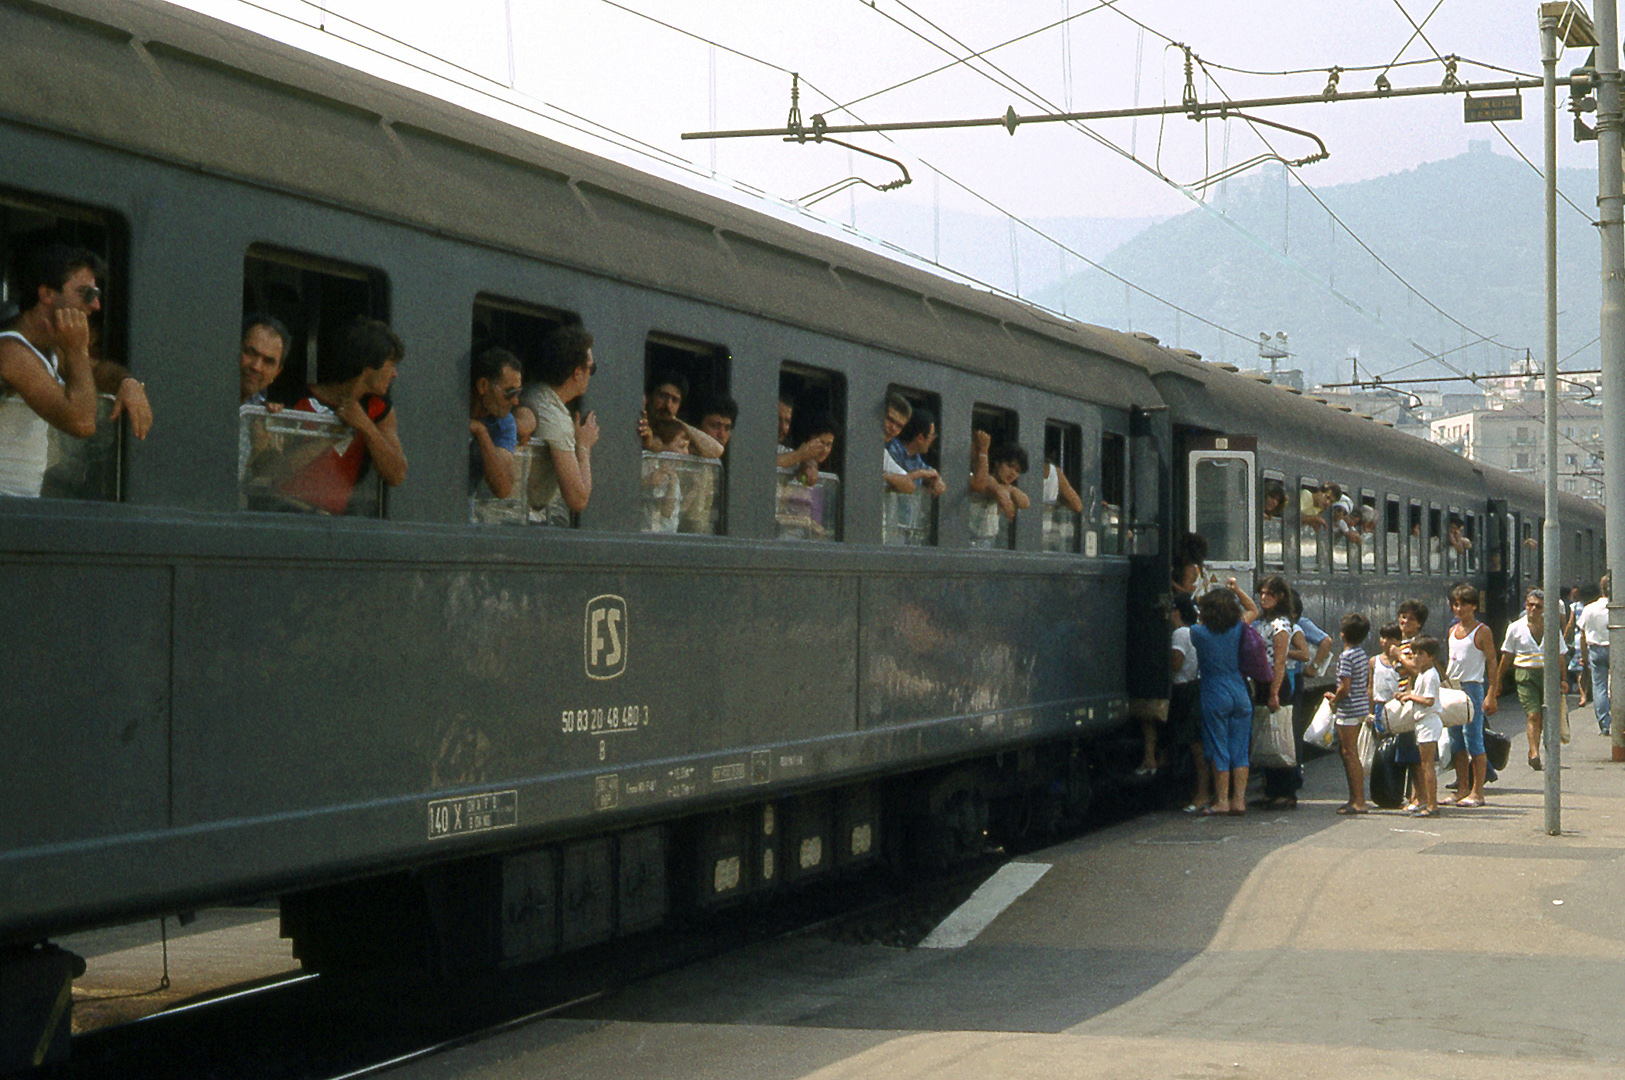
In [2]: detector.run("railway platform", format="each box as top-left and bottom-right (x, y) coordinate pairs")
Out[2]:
(387, 699), (1625, 1080)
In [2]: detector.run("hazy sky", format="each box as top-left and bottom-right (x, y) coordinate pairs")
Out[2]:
(170, 0), (1605, 220)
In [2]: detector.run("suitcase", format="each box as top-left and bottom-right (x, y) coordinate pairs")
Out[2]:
(1368, 734), (1407, 809)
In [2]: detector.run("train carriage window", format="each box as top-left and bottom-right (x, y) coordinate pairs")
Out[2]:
(467, 296), (575, 526)
(1098, 431), (1126, 556)
(1428, 505), (1444, 574)
(240, 247), (390, 517)
(1408, 500), (1424, 575)
(642, 333), (730, 535)
(1, 188), (130, 502)
(1329, 480), (1352, 573)
(1190, 453), (1253, 566)
(1297, 479), (1322, 575)
(1465, 514), (1480, 573)
(1041, 420), (1083, 554)
(1385, 496), (1402, 573)
(1261, 473), (1286, 570)
(777, 362), (844, 541)
(882, 384), (941, 547)
(1360, 492), (1378, 573)
(1445, 508), (1466, 576)
(970, 404), (1022, 550)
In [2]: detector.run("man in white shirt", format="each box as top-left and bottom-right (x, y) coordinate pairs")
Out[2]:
(1577, 581), (1611, 736)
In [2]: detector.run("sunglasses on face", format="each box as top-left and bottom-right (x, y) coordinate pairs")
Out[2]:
(71, 285), (101, 304)
(502, 387), (521, 400)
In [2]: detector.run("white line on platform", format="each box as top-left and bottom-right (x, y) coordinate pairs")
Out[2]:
(919, 861), (1052, 949)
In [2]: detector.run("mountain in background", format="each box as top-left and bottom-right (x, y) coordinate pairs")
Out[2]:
(842, 201), (1167, 297)
(1031, 142), (1602, 389)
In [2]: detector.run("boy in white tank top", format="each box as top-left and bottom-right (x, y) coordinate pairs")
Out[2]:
(1446, 584), (1499, 807)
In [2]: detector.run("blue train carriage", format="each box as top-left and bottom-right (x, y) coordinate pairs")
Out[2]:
(0, 0), (1187, 1066)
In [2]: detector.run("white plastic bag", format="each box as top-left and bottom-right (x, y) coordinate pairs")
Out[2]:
(1305, 698), (1337, 751)
(1357, 720), (1376, 771)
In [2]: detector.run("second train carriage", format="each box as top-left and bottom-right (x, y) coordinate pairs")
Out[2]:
(0, 0), (1604, 1069)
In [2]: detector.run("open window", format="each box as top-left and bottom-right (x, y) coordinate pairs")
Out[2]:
(1261, 472), (1287, 571)
(1297, 478), (1322, 575)
(1408, 500), (1424, 575)
(1429, 504), (1443, 574)
(1189, 446), (1255, 575)
(1386, 496), (1402, 573)
(239, 247), (390, 517)
(642, 333), (730, 535)
(467, 296), (576, 526)
(1360, 491), (1378, 573)
(1041, 420), (1084, 554)
(1328, 480), (1351, 573)
(969, 403), (1022, 550)
(1445, 508), (1466, 576)
(1098, 430), (1126, 556)
(1, 187), (130, 501)
(882, 384), (941, 547)
(776, 362), (844, 541)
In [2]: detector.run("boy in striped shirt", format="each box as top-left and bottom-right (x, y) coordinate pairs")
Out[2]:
(1325, 612), (1373, 814)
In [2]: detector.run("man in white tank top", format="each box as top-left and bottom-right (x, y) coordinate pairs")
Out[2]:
(0, 245), (152, 497)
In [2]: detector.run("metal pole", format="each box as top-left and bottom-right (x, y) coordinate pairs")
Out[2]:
(1595, 0), (1625, 762)
(1542, 13), (1564, 834)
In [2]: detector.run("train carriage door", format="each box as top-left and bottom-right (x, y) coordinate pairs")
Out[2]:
(1484, 500), (1513, 632)
(1186, 434), (1257, 598)
(1124, 407), (1171, 705)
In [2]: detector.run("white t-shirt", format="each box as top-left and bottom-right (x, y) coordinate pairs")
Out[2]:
(884, 450), (909, 477)
(1503, 614), (1568, 668)
(1578, 597), (1610, 648)
(1171, 624), (1199, 685)
(521, 384), (575, 510)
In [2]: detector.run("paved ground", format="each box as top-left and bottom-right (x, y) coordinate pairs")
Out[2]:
(63, 905), (297, 1032)
(388, 700), (1625, 1080)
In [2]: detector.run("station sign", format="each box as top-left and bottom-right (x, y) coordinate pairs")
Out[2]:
(1464, 95), (1522, 123)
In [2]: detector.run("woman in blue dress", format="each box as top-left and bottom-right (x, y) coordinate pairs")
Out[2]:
(1189, 585), (1253, 815)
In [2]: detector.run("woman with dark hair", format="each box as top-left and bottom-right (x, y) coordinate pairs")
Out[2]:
(1189, 583), (1253, 815)
(1250, 575), (1299, 809)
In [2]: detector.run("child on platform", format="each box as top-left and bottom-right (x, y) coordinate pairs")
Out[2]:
(1325, 612), (1372, 814)
(1399, 637), (1444, 817)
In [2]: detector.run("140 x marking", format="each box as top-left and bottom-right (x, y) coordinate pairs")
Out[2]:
(427, 790), (519, 840)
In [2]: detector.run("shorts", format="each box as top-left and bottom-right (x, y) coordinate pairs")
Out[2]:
(1415, 711), (1445, 746)
(1514, 667), (1547, 715)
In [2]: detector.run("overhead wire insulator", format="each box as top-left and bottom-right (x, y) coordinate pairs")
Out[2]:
(1323, 67), (1342, 99)
(1181, 44), (1198, 115)
(1375, 72), (1392, 94)
(1441, 56), (1461, 89)
(786, 73), (805, 143)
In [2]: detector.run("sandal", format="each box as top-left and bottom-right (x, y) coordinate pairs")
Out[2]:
(1530, 756), (1543, 771)
(1182, 803), (1211, 814)
(1456, 796), (1484, 808)
(1335, 804), (1368, 815)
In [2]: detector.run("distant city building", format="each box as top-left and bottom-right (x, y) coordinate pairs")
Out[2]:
(1430, 396), (1605, 503)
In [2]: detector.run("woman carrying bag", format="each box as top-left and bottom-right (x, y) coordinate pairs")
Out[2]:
(1248, 576), (1301, 809)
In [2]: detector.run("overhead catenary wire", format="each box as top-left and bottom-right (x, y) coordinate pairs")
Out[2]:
(852, 0), (1519, 373)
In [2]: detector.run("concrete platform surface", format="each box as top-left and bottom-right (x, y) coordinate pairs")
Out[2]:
(62, 905), (298, 1032)
(386, 706), (1625, 1080)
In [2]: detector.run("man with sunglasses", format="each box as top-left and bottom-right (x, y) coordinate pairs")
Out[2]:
(470, 346), (524, 499)
(0, 243), (153, 497)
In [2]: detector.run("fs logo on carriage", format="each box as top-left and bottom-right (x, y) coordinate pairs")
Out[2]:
(584, 595), (628, 680)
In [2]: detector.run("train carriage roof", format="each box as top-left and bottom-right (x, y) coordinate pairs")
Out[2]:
(2, 0), (1161, 411)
